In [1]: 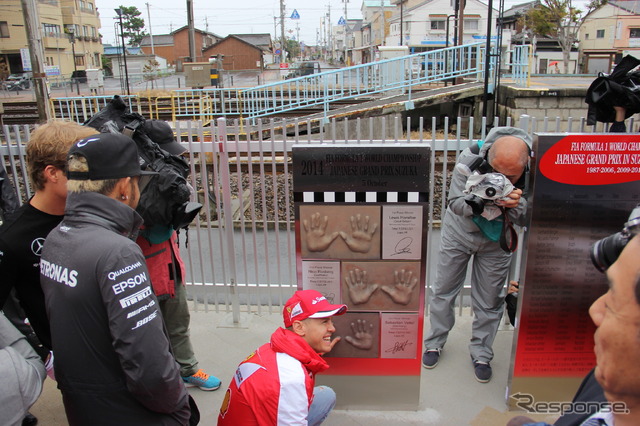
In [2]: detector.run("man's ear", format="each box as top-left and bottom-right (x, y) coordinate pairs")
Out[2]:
(113, 177), (132, 201)
(291, 320), (306, 337)
(43, 165), (62, 184)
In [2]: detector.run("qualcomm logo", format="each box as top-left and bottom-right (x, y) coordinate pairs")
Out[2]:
(31, 238), (45, 256)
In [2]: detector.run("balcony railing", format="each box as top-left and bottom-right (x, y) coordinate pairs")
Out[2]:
(38, 0), (59, 5)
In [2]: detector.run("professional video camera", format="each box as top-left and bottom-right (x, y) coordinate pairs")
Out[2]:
(84, 96), (202, 230)
(591, 204), (640, 272)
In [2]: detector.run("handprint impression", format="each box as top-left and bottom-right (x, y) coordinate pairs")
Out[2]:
(303, 212), (339, 252)
(344, 319), (374, 350)
(339, 214), (378, 253)
(381, 269), (418, 305)
(345, 267), (379, 304)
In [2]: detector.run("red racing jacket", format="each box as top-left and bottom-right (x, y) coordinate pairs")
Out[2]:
(136, 231), (185, 299)
(218, 327), (329, 425)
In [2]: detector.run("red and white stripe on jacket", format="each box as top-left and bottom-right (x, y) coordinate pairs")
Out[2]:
(218, 327), (329, 425)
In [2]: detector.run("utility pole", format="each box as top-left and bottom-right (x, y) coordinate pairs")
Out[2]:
(398, 0), (407, 46)
(343, 0), (349, 64)
(327, 5), (332, 61)
(379, 0), (386, 46)
(186, 0), (196, 61)
(20, 0), (50, 122)
(280, 0), (286, 63)
(146, 2), (155, 55)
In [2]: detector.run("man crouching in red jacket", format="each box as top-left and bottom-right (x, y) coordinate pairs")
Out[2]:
(218, 290), (347, 425)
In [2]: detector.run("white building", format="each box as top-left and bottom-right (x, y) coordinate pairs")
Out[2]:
(385, 0), (498, 52)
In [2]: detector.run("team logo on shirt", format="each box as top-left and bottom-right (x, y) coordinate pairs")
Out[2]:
(219, 389), (232, 418)
(31, 238), (45, 256)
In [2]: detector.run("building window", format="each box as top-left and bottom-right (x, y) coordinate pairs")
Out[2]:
(464, 19), (479, 31)
(75, 55), (85, 66)
(596, 29), (605, 38)
(630, 28), (640, 38)
(43, 23), (61, 37)
(585, 33), (589, 39)
(430, 20), (445, 30)
(0, 21), (9, 38)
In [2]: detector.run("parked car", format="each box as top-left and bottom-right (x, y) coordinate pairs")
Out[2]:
(285, 61), (321, 79)
(3, 73), (31, 91)
(71, 70), (87, 84)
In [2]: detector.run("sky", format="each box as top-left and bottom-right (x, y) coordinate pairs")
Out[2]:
(97, 0), (591, 47)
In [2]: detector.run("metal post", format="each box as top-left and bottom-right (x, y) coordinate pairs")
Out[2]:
(216, 117), (241, 324)
(69, 31), (80, 95)
(115, 8), (131, 97)
(482, 0), (493, 117)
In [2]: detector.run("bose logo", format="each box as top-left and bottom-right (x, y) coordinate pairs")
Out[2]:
(112, 272), (148, 295)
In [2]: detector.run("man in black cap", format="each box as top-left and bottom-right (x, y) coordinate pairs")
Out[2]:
(137, 120), (222, 391)
(40, 132), (191, 425)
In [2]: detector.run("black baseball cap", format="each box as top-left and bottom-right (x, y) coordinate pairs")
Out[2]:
(67, 133), (157, 185)
(142, 120), (186, 156)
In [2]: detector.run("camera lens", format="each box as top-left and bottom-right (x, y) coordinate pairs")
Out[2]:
(590, 232), (627, 272)
(485, 187), (497, 197)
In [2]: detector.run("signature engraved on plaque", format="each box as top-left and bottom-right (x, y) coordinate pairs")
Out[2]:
(385, 339), (413, 355)
(390, 237), (413, 256)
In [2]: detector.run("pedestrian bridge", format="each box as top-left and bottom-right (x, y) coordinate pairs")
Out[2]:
(49, 43), (530, 125)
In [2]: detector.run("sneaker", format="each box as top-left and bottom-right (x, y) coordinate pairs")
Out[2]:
(422, 349), (441, 369)
(473, 360), (492, 383)
(182, 369), (221, 391)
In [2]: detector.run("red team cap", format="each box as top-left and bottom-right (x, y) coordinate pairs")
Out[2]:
(283, 290), (347, 328)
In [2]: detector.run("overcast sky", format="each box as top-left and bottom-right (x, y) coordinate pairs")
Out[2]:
(97, 0), (591, 46)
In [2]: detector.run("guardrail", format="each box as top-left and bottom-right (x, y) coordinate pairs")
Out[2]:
(239, 42), (492, 120)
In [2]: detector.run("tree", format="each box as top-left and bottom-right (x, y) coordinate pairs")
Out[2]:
(284, 38), (300, 62)
(118, 5), (147, 46)
(519, 0), (607, 73)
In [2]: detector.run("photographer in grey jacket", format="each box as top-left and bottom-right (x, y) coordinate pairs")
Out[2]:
(422, 127), (531, 383)
(41, 132), (191, 425)
(0, 311), (45, 426)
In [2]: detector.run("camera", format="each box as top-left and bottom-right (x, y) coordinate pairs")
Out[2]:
(591, 204), (640, 272)
(172, 201), (203, 230)
(466, 172), (513, 201)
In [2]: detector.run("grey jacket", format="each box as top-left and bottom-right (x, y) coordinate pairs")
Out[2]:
(41, 191), (190, 425)
(0, 311), (45, 426)
(445, 126), (532, 233)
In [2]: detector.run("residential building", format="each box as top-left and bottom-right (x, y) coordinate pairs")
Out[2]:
(202, 34), (271, 70)
(579, 0), (640, 73)
(139, 27), (221, 68)
(501, 1), (578, 74)
(385, 0), (498, 51)
(0, 0), (103, 80)
(358, 0), (395, 62)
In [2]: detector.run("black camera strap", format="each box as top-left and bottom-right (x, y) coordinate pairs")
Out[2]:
(499, 207), (518, 253)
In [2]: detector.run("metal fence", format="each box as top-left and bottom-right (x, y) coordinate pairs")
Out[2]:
(0, 114), (618, 319)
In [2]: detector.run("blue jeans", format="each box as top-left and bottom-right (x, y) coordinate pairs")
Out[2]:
(307, 386), (336, 426)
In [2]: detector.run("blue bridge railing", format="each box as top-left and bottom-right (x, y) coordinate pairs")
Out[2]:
(239, 42), (495, 120)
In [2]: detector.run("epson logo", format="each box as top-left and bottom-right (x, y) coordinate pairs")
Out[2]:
(112, 272), (148, 295)
(108, 261), (143, 281)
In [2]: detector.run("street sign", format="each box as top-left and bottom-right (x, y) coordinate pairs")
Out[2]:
(279, 63), (289, 69)
(338, 16), (346, 25)
(275, 49), (282, 55)
(291, 9), (300, 19)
